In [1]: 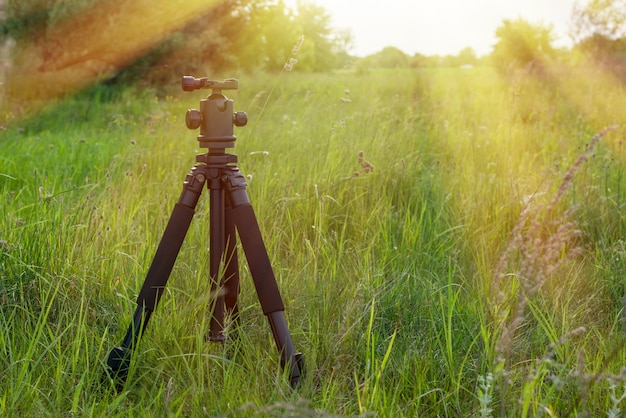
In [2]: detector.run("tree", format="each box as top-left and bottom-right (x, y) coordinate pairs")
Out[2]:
(332, 28), (355, 69)
(118, 0), (247, 84)
(570, 0), (626, 66)
(3, 0), (356, 105)
(571, 0), (626, 42)
(230, 0), (301, 72)
(491, 18), (556, 74)
(409, 53), (428, 68)
(362, 46), (409, 69)
(5, 0), (236, 102)
(292, 1), (338, 72)
(457, 47), (478, 66)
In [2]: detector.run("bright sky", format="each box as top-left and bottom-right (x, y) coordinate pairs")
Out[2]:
(288, 0), (578, 57)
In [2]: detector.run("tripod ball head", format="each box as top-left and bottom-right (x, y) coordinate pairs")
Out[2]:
(182, 76), (247, 149)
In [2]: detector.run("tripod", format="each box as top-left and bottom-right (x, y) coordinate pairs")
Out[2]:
(105, 77), (303, 388)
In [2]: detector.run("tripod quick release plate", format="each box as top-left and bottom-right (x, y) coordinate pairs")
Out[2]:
(182, 76), (238, 92)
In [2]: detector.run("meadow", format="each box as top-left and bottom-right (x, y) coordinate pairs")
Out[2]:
(1, 65), (626, 416)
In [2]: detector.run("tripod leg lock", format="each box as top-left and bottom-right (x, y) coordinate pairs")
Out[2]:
(222, 167), (250, 208)
(179, 166), (208, 208)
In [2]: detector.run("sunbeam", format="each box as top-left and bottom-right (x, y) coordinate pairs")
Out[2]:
(3, 0), (221, 117)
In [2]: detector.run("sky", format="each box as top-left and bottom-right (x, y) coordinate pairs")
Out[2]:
(286, 0), (579, 57)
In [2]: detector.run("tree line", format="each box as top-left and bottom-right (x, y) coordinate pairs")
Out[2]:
(365, 0), (626, 76)
(2, 0), (346, 88)
(2, 0), (626, 90)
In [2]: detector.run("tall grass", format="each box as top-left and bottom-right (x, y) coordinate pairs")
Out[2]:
(2, 66), (626, 415)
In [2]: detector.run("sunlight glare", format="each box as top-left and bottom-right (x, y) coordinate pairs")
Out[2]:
(5, 0), (221, 114)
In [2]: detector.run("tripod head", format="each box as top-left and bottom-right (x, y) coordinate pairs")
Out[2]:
(182, 76), (248, 150)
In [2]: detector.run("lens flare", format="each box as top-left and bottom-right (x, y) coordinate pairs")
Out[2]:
(3, 0), (220, 118)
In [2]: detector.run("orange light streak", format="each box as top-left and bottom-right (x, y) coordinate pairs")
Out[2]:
(4, 0), (220, 115)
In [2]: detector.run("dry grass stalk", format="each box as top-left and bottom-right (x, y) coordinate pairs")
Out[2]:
(489, 126), (618, 412)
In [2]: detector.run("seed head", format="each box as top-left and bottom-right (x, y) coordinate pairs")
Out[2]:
(283, 58), (298, 72)
(291, 35), (304, 56)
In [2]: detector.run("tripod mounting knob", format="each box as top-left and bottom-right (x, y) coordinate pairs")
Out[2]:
(233, 112), (248, 127)
(186, 108), (202, 130)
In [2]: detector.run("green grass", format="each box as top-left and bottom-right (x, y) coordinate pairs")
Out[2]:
(2, 66), (626, 416)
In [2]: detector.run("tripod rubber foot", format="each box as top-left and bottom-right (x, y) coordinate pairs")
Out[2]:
(290, 352), (305, 388)
(207, 331), (226, 342)
(104, 346), (132, 387)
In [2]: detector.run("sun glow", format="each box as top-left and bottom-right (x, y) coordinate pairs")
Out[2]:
(4, 0), (221, 114)
(284, 0), (575, 57)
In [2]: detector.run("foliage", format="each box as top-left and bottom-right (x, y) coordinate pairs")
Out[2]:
(457, 47), (479, 66)
(7, 0), (626, 100)
(571, 0), (626, 42)
(491, 18), (556, 74)
(2, 0), (342, 80)
(360, 46), (409, 69)
(571, 0), (626, 70)
(227, 0), (302, 72)
(4, 0), (102, 38)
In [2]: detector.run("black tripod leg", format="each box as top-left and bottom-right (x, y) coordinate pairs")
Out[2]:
(105, 167), (206, 383)
(208, 190), (241, 340)
(223, 202), (240, 324)
(208, 188), (226, 341)
(235, 204), (303, 386)
(225, 168), (303, 387)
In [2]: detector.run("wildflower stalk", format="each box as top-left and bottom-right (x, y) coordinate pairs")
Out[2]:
(490, 125), (618, 414)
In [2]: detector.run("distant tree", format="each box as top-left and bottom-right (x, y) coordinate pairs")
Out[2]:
(491, 18), (556, 74)
(457, 47), (478, 66)
(4, 0), (357, 97)
(231, 0), (301, 71)
(292, 1), (338, 72)
(428, 48), (478, 68)
(362, 46), (409, 69)
(4, 0), (102, 39)
(111, 0), (249, 85)
(409, 53), (428, 68)
(570, 0), (626, 66)
(334, 28), (355, 54)
(571, 0), (626, 42)
(4, 0), (255, 88)
(332, 28), (355, 69)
